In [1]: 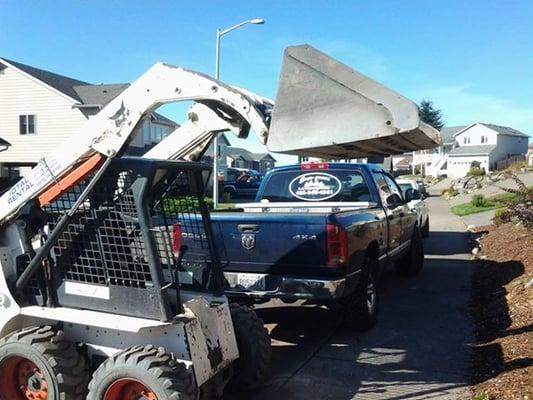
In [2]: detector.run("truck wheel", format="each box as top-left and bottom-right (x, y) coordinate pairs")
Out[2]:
(421, 217), (430, 238)
(396, 226), (424, 276)
(226, 304), (271, 392)
(339, 255), (379, 331)
(87, 345), (197, 400)
(0, 325), (88, 400)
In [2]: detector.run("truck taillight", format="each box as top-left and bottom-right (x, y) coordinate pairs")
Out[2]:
(301, 162), (329, 170)
(326, 223), (347, 267)
(172, 223), (182, 256)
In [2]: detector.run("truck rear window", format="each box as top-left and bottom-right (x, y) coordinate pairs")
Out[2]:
(260, 170), (371, 202)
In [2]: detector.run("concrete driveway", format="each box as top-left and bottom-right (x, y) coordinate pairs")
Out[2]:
(231, 189), (474, 399)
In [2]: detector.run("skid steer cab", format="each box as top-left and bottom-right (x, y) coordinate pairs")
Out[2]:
(0, 157), (271, 400)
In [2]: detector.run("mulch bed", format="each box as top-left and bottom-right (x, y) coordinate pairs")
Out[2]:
(470, 223), (532, 399)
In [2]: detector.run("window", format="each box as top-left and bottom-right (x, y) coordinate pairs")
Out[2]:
(481, 135), (488, 143)
(260, 169), (371, 202)
(463, 136), (470, 145)
(300, 156), (309, 162)
(19, 115), (36, 135)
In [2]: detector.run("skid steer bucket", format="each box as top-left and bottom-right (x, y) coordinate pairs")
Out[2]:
(267, 44), (440, 159)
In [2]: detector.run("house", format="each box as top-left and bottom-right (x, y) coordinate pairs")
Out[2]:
(412, 125), (466, 176)
(413, 123), (529, 178)
(447, 123), (529, 178)
(200, 134), (231, 179)
(226, 147), (276, 173)
(0, 58), (178, 178)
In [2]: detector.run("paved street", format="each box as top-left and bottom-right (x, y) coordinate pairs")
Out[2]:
(235, 187), (475, 400)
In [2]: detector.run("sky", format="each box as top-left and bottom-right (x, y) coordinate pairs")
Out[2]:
(1, 0), (532, 165)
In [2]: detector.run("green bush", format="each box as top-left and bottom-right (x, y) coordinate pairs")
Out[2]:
(470, 160), (481, 169)
(471, 194), (487, 207)
(492, 208), (512, 225)
(468, 167), (486, 177)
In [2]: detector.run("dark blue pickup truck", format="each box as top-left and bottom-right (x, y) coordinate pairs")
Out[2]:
(211, 163), (424, 330)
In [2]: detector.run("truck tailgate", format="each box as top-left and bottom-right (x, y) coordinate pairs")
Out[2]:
(212, 212), (327, 275)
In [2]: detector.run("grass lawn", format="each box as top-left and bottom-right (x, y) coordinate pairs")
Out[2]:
(215, 203), (236, 210)
(451, 191), (523, 216)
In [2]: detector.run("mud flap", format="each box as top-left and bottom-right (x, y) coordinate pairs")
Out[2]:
(267, 44), (440, 159)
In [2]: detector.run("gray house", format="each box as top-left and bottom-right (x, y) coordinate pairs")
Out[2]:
(226, 147), (276, 173)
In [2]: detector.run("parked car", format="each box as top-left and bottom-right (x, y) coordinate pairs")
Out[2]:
(223, 167), (263, 199)
(396, 179), (430, 238)
(210, 163), (424, 331)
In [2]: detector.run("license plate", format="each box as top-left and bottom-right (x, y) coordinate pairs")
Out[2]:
(225, 273), (266, 290)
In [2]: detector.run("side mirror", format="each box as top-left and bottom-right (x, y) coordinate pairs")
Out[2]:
(404, 188), (421, 201)
(386, 193), (403, 207)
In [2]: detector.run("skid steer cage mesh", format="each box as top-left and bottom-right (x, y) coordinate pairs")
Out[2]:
(19, 158), (217, 320)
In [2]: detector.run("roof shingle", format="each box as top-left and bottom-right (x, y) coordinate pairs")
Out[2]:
(448, 145), (497, 156)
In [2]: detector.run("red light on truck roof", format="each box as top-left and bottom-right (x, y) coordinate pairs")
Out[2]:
(300, 162), (329, 170)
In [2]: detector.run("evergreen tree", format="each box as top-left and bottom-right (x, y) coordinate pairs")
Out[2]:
(418, 99), (445, 130)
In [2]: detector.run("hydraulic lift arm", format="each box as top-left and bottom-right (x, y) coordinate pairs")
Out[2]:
(0, 63), (270, 225)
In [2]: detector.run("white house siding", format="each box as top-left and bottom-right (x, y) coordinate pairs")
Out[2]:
(454, 125), (497, 146)
(0, 66), (88, 166)
(447, 155), (490, 179)
(492, 134), (529, 168)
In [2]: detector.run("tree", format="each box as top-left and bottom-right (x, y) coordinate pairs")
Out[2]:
(418, 99), (445, 130)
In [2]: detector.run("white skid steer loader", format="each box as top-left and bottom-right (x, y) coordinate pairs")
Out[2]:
(0, 44), (439, 400)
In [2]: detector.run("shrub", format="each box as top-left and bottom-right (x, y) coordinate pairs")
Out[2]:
(492, 208), (512, 225)
(500, 174), (533, 229)
(471, 194), (487, 207)
(468, 167), (486, 177)
(470, 160), (481, 169)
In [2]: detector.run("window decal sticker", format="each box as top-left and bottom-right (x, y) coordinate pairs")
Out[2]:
(289, 172), (342, 201)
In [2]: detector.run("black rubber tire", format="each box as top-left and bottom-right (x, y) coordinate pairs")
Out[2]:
(421, 217), (430, 238)
(0, 325), (89, 400)
(338, 256), (379, 331)
(87, 345), (197, 400)
(226, 304), (271, 392)
(396, 226), (425, 276)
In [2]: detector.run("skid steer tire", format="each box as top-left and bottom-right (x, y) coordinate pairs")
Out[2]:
(87, 345), (197, 400)
(338, 255), (379, 331)
(0, 325), (88, 400)
(226, 304), (271, 393)
(396, 226), (425, 276)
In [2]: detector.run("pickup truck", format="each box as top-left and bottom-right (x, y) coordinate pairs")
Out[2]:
(223, 168), (263, 199)
(211, 163), (424, 330)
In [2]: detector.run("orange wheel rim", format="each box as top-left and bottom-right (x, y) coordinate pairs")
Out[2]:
(104, 378), (157, 400)
(0, 356), (49, 400)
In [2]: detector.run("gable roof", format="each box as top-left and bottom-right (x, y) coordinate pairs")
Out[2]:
(1, 57), (178, 128)
(251, 152), (277, 162)
(439, 126), (468, 144)
(227, 147), (255, 162)
(0, 58), (88, 102)
(227, 147), (277, 162)
(451, 123), (529, 139)
(479, 123), (529, 138)
(73, 83), (130, 106)
(448, 144), (496, 156)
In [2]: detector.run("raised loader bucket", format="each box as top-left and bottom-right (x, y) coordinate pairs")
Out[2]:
(267, 44), (440, 158)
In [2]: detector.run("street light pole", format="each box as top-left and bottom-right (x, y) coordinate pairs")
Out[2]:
(212, 18), (264, 208)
